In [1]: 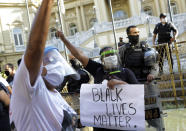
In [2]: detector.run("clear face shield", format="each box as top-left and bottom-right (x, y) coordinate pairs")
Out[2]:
(43, 47), (80, 87)
(100, 49), (119, 70)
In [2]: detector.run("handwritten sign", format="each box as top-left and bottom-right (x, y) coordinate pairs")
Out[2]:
(80, 83), (145, 131)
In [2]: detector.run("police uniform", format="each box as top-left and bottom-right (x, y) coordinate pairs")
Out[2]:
(153, 22), (177, 73)
(84, 59), (138, 131)
(119, 41), (165, 131)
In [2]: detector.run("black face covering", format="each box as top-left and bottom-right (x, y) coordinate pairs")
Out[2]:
(128, 35), (139, 45)
(5, 71), (10, 76)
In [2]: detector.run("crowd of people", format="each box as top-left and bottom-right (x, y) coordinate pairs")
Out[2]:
(0, 0), (178, 131)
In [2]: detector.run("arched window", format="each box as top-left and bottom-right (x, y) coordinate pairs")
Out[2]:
(171, 2), (178, 15)
(89, 18), (97, 28)
(50, 28), (57, 39)
(143, 7), (153, 16)
(113, 10), (128, 20)
(69, 23), (77, 36)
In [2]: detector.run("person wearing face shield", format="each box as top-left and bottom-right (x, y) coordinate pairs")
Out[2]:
(57, 31), (139, 131)
(119, 25), (165, 131)
(9, 1), (78, 131)
(153, 13), (178, 74)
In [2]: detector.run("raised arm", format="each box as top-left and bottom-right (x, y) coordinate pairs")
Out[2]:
(24, 0), (54, 86)
(57, 31), (89, 67)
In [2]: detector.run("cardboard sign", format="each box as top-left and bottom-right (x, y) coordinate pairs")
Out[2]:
(80, 83), (145, 131)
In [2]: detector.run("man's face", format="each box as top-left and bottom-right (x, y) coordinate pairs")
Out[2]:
(5, 65), (13, 76)
(119, 38), (123, 42)
(160, 17), (167, 23)
(129, 27), (140, 36)
(101, 49), (118, 69)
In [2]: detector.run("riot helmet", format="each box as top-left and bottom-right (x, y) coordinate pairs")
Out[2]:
(144, 48), (159, 67)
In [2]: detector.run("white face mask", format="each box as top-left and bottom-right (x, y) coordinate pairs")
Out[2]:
(161, 18), (167, 23)
(103, 55), (118, 69)
(44, 62), (65, 87)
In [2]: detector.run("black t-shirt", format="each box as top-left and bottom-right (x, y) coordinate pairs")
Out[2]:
(85, 59), (138, 84)
(67, 68), (90, 93)
(153, 22), (177, 43)
(85, 59), (138, 131)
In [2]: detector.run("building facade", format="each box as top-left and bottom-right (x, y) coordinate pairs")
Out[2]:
(0, 0), (186, 69)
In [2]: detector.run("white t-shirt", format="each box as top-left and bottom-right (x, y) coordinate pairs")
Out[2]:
(9, 57), (71, 131)
(0, 75), (9, 86)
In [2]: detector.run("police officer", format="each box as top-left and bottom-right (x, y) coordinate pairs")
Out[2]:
(119, 25), (165, 131)
(118, 37), (125, 47)
(57, 31), (139, 131)
(153, 13), (178, 74)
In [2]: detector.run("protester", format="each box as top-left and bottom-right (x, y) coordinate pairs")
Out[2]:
(118, 37), (125, 47)
(57, 31), (139, 131)
(0, 75), (12, 95)
(5, 63), (15, 86)
(153, 13), (178, 74)
(9, 0), (78, 130)
(0, 82), (11, 131)
(119, 25), (164, 130)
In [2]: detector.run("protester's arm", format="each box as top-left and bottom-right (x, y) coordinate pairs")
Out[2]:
(107, 79), (127, 90)
(0, 90), (10, 107)
(24, 0), (54, 86)
(57, 31), (89, 67)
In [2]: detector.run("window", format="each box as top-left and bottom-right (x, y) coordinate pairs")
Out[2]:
(50, 28), (57, 39)
(171, 2), (178, 15)
(89, 18), (97, 28)
(13, 28), (23, 46)
(143, 7), (153, 16)
(69, 23), (77, 36)
(113, 10), (128, 20)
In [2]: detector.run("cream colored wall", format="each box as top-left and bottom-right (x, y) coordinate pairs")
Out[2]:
(81, 24), (149, 49)
(0, 0), (185, 68)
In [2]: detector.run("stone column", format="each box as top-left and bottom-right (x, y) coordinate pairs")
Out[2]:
(128, 0), (141, 17)
(93, 0), (109, 23)
(158, 0), (167, 13)
(76, 6), (83, 32)
(80, 5), (87, 31)
(178, 0), (186, 13)
(154, 0), (161, 16)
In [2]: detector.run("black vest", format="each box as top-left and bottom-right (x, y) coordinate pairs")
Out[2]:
(124, 43), (149, 80)
(157, 23), (172, 43)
